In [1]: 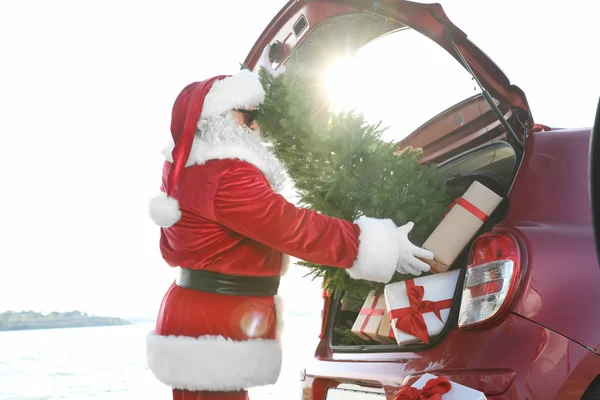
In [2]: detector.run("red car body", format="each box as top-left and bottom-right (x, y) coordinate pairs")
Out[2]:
(244, 1), (600, 399)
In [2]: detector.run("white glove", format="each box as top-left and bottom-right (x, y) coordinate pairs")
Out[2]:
(395, 222), (434, 276)
(259, 44), (286, 77)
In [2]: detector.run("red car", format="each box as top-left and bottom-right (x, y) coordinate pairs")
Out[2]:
(244, 1), (600, 399)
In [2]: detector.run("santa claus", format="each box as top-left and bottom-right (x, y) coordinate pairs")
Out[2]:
(146, 64), (433, 399)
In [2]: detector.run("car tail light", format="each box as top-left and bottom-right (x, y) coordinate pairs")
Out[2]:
(458, 232), (524, 329)
(319, 290), (331, 338)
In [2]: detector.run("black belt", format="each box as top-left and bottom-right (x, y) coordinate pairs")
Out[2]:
(176, 268), (280, 296)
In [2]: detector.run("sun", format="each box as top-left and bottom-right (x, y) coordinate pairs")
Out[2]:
(322, 56), (361, 113)
(320, 46), (384, 121)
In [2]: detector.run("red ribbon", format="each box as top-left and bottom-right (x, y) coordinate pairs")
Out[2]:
(394, 376), (452, 400)
(428, 264), (440, 274)
(531, 123), (551, 133)
(360, 293), (384, 334)
(444, 197), (488, 222)
(388, 280), (453, 344)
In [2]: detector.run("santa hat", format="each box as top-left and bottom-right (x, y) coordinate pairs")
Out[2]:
(149, 69), (265, 227)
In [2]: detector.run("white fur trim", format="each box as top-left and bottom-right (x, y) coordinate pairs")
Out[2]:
(146, 331), (282, 391)
(201, 70), (265, 119)
(345, 216), (400, 283)
(162, 124), (288, 193)
(280, 254), (291, 276)
(187, 139), (286, 192)
(148, 192), (181, 228)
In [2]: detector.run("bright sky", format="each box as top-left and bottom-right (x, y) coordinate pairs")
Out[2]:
(1, 0), (598, 319)
(324, 28), (480, 142)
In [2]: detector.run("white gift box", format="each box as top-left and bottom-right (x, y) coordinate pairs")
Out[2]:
(384, 269), (460, 345)
(410, 373), (486, 400)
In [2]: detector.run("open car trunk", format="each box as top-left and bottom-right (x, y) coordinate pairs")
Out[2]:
(244, 0), (532, 352)
(328, 140), (516, 352)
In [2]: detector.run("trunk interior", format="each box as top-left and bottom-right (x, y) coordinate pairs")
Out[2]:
(328, 140), (517, 352)
(278, 9), (527, 352)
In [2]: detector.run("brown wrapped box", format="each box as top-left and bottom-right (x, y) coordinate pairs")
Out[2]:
(422, 181), (503, 272)
(351, 291), (386, 341)
(376, 303), (396, 344)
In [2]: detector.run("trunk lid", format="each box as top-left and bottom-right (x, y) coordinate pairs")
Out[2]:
(244, 0), (533, 163)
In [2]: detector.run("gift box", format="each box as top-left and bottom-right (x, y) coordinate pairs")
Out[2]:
(376, 303), (396, 344)
(422, 180), (503, 273)
(351, 290), (386, 341)
(394, 373), (486, 400)
(384, 269), (460, 345)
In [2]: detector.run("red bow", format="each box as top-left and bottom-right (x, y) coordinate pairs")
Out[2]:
(388, 281), (452, 344)
(394, 376), (452, 400)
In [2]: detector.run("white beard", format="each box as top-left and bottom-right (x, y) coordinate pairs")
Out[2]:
(196, 112), (264, 151)
(162, 112), (289, 193)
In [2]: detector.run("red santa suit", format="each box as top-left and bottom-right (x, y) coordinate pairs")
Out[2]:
(146, 69), (433, 399)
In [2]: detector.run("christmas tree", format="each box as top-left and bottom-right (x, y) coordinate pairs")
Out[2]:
(256, 66), (452, 299)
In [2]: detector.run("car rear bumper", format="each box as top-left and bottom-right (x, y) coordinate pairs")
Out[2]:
(302, 313), (600, 399)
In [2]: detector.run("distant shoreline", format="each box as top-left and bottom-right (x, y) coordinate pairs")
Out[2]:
(0, 310), (131, 332)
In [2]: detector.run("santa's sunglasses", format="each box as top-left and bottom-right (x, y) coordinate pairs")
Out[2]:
(235, 108), (259, 127)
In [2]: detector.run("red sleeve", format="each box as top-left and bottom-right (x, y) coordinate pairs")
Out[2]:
(213, 163), (401, 283)
(213, 163), (360, 268)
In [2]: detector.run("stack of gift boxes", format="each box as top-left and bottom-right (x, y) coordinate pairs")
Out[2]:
(351, 181), (503, 346)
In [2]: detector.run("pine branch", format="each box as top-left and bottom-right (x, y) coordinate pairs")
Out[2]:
(257, 67), (453, 296)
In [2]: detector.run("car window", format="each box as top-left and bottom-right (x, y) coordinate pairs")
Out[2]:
(438, 142), (516, 178)
(322, 28), (482, 143)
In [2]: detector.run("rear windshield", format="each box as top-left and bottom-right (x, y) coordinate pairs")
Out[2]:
(439, 141), (517, 187)
(322, 27), (481, 143)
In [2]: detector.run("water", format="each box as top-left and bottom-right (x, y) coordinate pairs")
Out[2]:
(0, 316), (321, 400)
